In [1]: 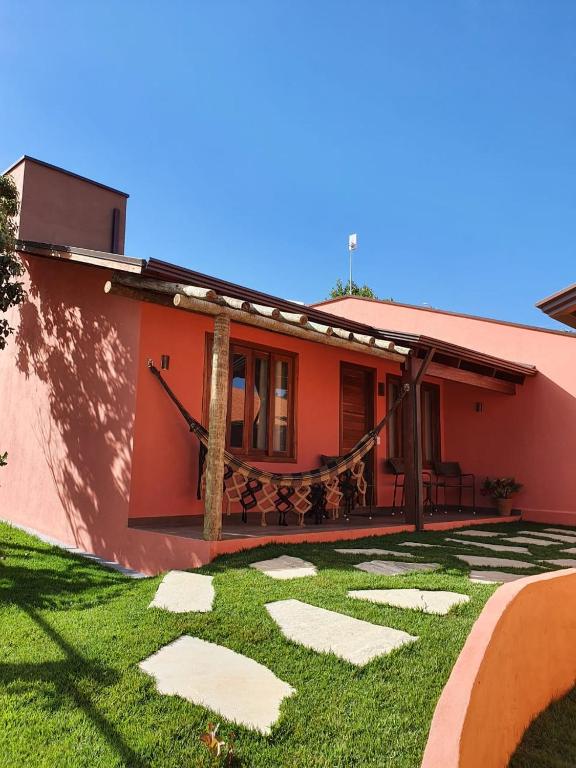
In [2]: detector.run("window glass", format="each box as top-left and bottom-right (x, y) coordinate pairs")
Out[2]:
(273, 359), (289, 452)
(230, 353), (246, 448)
(251, 355), (269, 450)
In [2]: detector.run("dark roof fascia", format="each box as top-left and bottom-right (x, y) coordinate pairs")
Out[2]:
(536, 283), (576, 317)
(143, 258), (536, 380)
(3, 155), (129, 198)
(375, 329), (537, 379)
(17, 240), (145, 272)
(143, 258), (396, 338)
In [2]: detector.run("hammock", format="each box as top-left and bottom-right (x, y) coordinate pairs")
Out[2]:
(148, 361), (408, 525)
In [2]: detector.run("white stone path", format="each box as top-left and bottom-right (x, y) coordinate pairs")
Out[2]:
(451, 530), (502, 538)
(334, 548), (414, 557)
(504, 536), (558, 547)
(250, 555), (317, 580)
(349, 588), (470, 615)
(140, 636), (294, 733)
(444, 537), (530, 554)
(545, 528), (576, 536)
(398, 541), (436, 548)
(518, 531), (576, 544)
(455, 554), (537, 570)
(149, 571), (215, 613)
(266, 599), (417, 665)
(469, 570), (527, 584)
(542, 559), (576, 568)
(354, 560), (440, 576)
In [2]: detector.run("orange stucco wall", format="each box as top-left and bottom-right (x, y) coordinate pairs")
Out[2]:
(0, 256), (141, 562)
(10, 158), (127, 253)
(317, 297), (576, 522)
(422, 569), (576, 768)
(129, 302), (406, 519)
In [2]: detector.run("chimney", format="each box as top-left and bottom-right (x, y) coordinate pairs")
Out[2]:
(5, 156), (129, 254)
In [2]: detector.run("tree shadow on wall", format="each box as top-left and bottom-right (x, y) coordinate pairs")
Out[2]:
(15, 257), (137, 561)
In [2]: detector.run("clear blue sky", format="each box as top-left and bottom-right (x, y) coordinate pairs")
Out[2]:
(2, 1), (575, 328)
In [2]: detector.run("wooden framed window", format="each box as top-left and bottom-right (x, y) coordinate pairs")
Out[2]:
(205, 336), (297, 461)
(387, 374), (441, 467)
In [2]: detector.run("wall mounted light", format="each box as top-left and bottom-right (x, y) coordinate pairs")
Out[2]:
(161, 354), (170, 371)
(475, 401), (483, 413)
(377, 382), (385, 397)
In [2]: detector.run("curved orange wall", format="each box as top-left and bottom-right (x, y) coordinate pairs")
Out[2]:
(422, 569), (576, 768)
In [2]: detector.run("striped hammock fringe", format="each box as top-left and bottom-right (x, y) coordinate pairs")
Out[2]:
(148, 361), (408, 488)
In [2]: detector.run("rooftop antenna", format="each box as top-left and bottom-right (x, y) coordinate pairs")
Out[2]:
(348, 233), (357, 295)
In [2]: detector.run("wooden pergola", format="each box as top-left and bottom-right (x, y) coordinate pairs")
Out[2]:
(101, 269), (537, 539)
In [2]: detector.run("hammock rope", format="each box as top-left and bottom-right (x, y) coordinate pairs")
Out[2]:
(147, 360), (408, 524)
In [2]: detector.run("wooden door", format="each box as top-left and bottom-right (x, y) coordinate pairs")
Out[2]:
(340, 363), (375, 501)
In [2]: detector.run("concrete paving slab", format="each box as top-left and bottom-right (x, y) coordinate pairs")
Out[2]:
(348, 588), (470, 615)
(334, 548), (413, 557)
(451, 530), (502, 538)
(504, 536), (557, 547)
(456, 554), (536, 569)
(139, 636), (295, 733)
(561, 548), (576, 554)
(542, 559), (576, 568)
(354, 560), (440, 576)
(149, 571), (215, 613)
(444, 537), (530, 554)
(518, 531), (576, 544)
(469, 570), (527, 584)
(250, 555), (317, 580)
(398, 542), (436, 548)
(266, 599), (417, 665)
(545, 528), (576, 537)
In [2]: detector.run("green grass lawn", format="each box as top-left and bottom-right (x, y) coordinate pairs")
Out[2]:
(0, 520), (570, 767)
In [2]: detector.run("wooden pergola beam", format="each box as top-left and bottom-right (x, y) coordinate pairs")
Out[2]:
(427, 362), (516, 394)
(402, 353), (434, 532)
(104, 276), (407, 362)
(203, 315), (230, 541)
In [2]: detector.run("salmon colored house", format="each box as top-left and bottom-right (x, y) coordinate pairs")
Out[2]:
(1, 156), (573, 575)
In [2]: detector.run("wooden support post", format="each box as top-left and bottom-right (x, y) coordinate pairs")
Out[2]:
(203, 314), (230, 541)
(402, 354), (429, 531)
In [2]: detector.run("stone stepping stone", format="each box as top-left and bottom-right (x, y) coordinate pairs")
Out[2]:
(149, 571), (215, 613)
(398, 541), (436, 548)
(250, 555), (317, 580)
(469, 570), (527, 584)
(518, 531), (576, 544)
(451, 530), (502, 538)
(354, 560), (440, 576)
(561, 548), (576, 554)
(139, 636), (294, 733)
(334, 548), (413, 557)
(348, 588), (470, 615)
(266, 599), (417, 666)
(504, 536), (557, 547)
(455, 554), (537, 570)
(545, 528), (576, 537)
(542, 559), (576, 568)
(444, 537), (530, 554)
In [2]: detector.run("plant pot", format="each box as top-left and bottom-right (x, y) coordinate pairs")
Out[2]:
(496, 498), (513, 516)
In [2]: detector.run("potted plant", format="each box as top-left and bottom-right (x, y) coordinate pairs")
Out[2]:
(482, 477), (523, 516)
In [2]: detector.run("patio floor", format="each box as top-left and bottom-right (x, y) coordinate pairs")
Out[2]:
(129, 506), (508, 542)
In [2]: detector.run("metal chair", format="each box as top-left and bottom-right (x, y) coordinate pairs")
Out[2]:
(387, 458), (433, 514)
(432, 461), (476, 514)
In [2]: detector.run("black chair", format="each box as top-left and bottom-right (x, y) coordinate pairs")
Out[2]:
(387, 458), (433, 514)
(433, 461), (476, 514)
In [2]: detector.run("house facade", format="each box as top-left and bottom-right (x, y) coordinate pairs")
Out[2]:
(1, 156), (571, 575)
